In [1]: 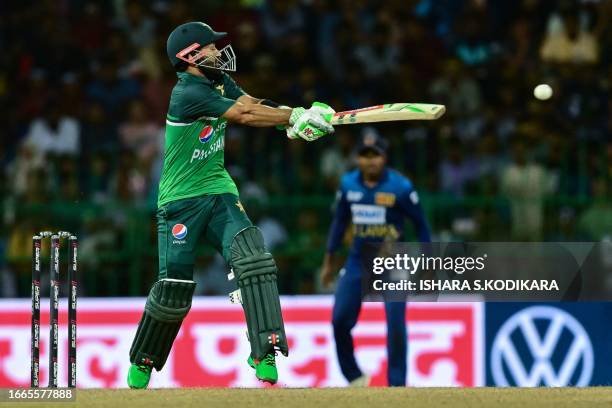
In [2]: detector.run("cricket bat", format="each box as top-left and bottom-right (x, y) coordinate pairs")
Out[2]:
(331, 103), (445, 125)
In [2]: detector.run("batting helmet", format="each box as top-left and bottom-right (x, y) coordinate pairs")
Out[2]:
(166, 22), (235, 71)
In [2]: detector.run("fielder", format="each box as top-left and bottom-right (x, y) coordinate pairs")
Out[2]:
(320, 133), (431, 386)
(127, 22), (335, 388)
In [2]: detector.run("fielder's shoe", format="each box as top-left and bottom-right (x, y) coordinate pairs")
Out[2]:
(127, 363), (152, 389)
(248, 353), (278, 385)
(349, 374), (371, 387)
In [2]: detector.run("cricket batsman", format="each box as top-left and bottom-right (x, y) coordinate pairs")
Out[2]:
(127, 22), (335, 388)
(320, 132), (431, 386)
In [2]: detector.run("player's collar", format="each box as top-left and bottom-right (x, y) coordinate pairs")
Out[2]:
(358, 168), (389, 189)
(177, 71), (214, 85)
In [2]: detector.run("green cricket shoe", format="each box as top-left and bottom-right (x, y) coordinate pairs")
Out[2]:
(248, 353), (278, 385)
(127, 364), (152, 389)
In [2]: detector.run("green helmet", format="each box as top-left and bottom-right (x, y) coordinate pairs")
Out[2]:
(166, 22), (236, 71)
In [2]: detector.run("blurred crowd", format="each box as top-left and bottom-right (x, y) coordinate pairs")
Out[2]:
(0, 0), (611, 297)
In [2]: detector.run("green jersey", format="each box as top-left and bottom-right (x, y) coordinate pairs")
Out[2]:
(158, 71), (245, 207)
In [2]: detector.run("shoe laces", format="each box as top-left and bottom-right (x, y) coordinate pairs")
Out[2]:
(263, 352), (276, 367)
(137, 364), (151, 373)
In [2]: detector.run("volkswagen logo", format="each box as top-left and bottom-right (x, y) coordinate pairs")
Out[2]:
(491, 306), (593, 386)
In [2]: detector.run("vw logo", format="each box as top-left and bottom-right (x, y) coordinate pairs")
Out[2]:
(491, 306), (593, 386)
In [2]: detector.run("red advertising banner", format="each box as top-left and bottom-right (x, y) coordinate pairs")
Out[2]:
(0, 297), (483, 387)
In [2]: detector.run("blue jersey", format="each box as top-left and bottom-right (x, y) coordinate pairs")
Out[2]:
(326, 168), (431, 263)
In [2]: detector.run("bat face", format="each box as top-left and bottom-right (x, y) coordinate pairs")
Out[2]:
(331, 103), (445, 125)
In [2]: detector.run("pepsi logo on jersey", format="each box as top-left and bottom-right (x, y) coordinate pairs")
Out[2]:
(198, 126), (215, 143)
(172, 223), (188, 244)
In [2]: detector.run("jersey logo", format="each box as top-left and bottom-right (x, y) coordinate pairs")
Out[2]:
(172, 224), (188, 239)
(350, 204), (386, 225)
(235, 201), (245, 213)
(346, 190), (364, 202)
(198, 125), (215, 143)
(375, 192), (396, 207)
(215, 84), (225, 96)
(190, 137), (225, 163)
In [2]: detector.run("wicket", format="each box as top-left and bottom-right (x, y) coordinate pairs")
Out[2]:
(31, 231), (78, 388)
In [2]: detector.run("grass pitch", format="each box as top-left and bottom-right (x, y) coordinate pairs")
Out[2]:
(8, 387), (612, 408)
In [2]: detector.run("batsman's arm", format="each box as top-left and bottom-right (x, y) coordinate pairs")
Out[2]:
(236, 95), (287, 108)
(222, 101), (292, 127)
(181, 83), (291, 127)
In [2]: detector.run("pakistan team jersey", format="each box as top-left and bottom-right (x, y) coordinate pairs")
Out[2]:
(158, 71), (245, 207)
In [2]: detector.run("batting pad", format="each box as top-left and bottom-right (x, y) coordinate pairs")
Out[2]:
(230, 227), (289, 359)
(129, 278), (196, 370)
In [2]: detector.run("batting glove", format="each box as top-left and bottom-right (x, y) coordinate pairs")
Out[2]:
(292, 102), (335, 142)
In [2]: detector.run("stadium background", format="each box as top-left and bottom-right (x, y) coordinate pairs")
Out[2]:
(0, 0), (611, 389)
(1, 0), (611, 297)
